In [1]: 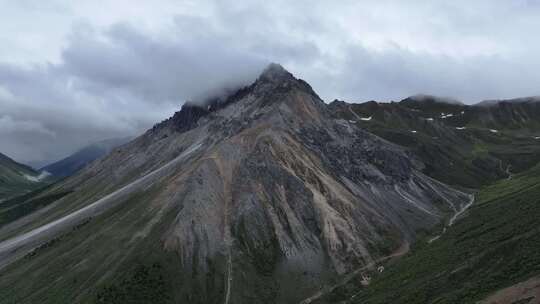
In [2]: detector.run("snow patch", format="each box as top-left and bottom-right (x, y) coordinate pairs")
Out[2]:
(489, 129), (499, 133)
(360, 116), (372, 121)
(410, 130), (418, 134)
(440, 113), (454, 119)
(455, 127), (466, 130)
(534, 136), (540, 140)
(426, 118), (434, 121)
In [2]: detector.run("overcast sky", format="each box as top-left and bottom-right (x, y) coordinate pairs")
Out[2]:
(1, 0), (540, 164)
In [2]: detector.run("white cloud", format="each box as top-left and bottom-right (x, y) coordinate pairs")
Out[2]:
(0, 115), (55, 137)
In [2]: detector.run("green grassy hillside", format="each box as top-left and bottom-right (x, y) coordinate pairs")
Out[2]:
(0, 186), (71, 228)
(0, 153), (49, 200)
(330, 98), (540, 188)
(319, 163), (540, 303)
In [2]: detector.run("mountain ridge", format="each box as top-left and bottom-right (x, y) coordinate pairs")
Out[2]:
(0, 152), (50, 199)
(329, 96), (540, 188)
(40, 137), (132, 178)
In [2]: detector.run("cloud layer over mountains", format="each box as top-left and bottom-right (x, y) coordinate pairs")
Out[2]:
(1, 0), (539, 163)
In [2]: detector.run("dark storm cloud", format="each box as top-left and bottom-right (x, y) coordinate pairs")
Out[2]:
(0, 3), (326, 164)
(1, 0), (540, 164)
(0, 20), (268, 164)
(61, 23), (267, 103)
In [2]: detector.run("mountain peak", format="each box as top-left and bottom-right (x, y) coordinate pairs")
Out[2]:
(401, 94), (463, 105)
(257, 62), (294, 84)
(151, 62), (322, 134)
(254, 62), (321, 104)
(476, 96), (540, 107)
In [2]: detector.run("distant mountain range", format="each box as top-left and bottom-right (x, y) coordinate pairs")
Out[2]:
(40, 137), (132, 178)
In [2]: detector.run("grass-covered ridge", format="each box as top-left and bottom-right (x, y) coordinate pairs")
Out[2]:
(0, 152), (50, 200)
(329, 99), (540, 189)
(333, 163), (540, 303)
(0, 186), (72, 227)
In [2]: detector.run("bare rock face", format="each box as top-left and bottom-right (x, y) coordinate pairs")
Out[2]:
(0, 64), (470, 304)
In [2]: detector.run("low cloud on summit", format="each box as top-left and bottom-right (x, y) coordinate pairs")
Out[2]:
(1, 0), (540, 163)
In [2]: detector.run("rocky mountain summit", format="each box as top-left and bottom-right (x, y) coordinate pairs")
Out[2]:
(0, 64), (470, 304)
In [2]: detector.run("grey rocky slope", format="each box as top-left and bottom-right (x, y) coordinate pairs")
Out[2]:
(0, 64), (469, 304)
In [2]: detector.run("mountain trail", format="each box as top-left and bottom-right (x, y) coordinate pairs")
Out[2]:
(298, 241), (410, 304)
(448, 193), (475, 226)
(428, 193), (475, 243)
(506, 165), (513, 180)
